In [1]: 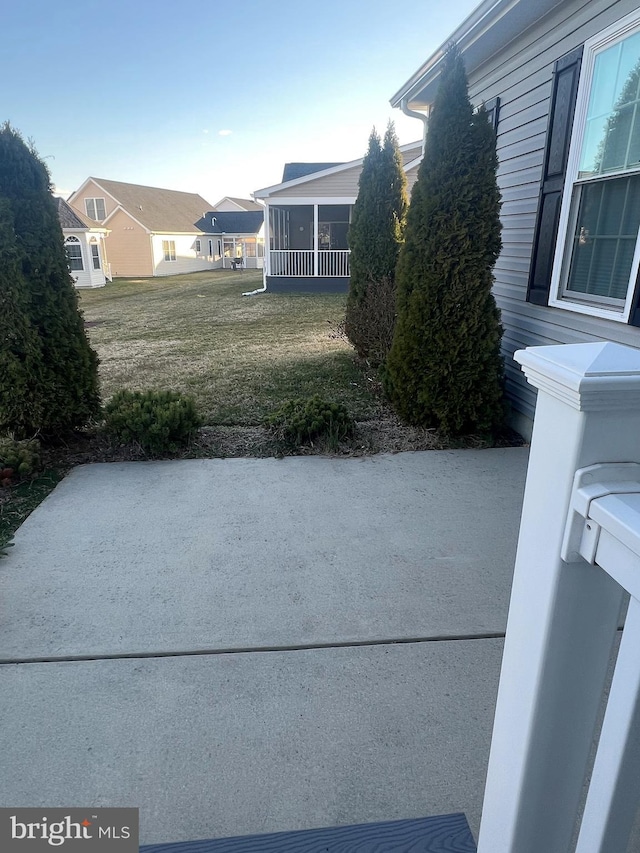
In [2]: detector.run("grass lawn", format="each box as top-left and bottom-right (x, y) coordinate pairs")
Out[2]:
(1, 269), (522, 549)
(79, 269), (381, 426)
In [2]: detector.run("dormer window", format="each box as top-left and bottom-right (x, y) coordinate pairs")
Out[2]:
(85, 198), (106, 221)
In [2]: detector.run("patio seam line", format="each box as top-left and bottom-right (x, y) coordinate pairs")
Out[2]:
(0, 631), (506, 666)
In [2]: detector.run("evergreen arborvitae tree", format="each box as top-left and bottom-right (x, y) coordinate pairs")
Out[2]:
(384, 44), (504, 435)
(345, 123), (407, 364)
(0, 123), (100, 438)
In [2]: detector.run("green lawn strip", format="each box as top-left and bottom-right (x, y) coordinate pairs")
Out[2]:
(79, 271), (373, 426)
(0, 470), (66, 554)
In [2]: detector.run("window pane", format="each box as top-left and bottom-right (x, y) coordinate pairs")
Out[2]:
(85, 199), (96, 219)
(579, 31), (640, 178)
(91, 244), (100, 269)
(65, 243), (83, 271)
(566, 175), (640, 301)
(95, 198), (106, 220)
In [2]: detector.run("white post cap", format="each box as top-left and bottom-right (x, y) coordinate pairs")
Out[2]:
(515, 342), (640, 411)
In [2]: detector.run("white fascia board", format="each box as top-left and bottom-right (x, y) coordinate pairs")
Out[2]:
(390, 0), (514, 106)
(254, 141), (422, 199)
(262, 197), (356, 206)
(403, 156), (423, 172)
(389, 0), (569, 108)
(68, 177), (121, 207)
(102, 205), (150, 233)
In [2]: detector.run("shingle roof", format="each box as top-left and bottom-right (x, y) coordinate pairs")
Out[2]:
(88, 178), (216, 233)
(56, 197), (95, 229)
(194, 211), (263, 235)
(281, 163), (344, 182)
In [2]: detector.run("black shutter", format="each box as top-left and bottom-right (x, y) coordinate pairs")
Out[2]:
(484, 97), (501, 132)
(527, 46), (583, 306)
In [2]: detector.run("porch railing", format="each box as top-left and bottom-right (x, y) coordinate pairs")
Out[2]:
(269, 250), (313, 277)
(477, 341), (640, 853)
(269, 250), (350, 277)
(318, 250), (350, 277)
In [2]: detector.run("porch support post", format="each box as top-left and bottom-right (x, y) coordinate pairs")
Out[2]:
(313, 204), (318, 276)
(263, 204), (271, 281)
(477, 342), (640, 853)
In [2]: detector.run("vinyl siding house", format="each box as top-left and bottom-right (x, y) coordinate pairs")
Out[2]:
(56, 198), (110, 288)
(67, 179), (264, 277)
(253, 142), (423, 293)
(392, 0), (640, 440)
(194, 211), (265, 269)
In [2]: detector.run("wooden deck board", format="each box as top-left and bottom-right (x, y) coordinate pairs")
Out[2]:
(140, 813), (476, 853)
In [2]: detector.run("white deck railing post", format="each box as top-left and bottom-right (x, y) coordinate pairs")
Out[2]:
(477, 342), (640, 853)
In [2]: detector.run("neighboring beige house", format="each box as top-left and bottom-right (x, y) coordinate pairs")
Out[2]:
(68, 178), (221, 278)
(253, 141), (422, 292)
(213, 196), (264, 213)
(56, 197), (110, 288)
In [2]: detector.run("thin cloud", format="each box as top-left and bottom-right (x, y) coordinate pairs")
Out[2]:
(218, 129), (232, 136)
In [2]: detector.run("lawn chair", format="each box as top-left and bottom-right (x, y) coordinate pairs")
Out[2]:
(230, 257), (244, 271)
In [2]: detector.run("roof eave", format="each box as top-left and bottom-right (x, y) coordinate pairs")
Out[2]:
(254, 140), (423, 199)
(390, 0), (565, 109)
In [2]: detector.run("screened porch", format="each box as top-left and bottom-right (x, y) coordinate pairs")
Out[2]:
(266, 203), (352, 278)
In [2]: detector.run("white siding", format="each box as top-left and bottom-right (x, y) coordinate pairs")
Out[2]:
(151, 234), (220, 276)
(64, 230), (106, 288)
(464, 0), (640, 434)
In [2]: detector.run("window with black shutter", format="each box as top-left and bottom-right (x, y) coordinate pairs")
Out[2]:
(530, 10), (640, 327)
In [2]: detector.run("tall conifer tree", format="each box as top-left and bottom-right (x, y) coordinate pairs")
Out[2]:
(0, 124), (100, 437)
(345, 123), (407, 364)
(385, 45), (504, 435)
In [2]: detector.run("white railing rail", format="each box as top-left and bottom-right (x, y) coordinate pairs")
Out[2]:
(269, 250), (313, 277)
(477, 341), (640, 853)
(318, 250), (350, 277)
(268, 249), (350, 277)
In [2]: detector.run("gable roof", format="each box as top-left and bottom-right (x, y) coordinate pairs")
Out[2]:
(56, 197), (103, 230)
(83, 178), (215, 233)
(255, 141), (423, 199)
(213, 196), (264, 212)
(282, 163), (344, 182)
(194, 210), (264, 235)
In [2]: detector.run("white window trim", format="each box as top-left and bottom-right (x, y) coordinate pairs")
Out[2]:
(162, 240), (176, 262)
(549, 8), (640, 323)
(85, 197), (106, 221)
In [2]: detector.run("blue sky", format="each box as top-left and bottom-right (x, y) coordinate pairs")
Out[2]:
(5, 0), (480, 202)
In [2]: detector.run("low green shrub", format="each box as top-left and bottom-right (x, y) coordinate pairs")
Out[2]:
(266, 395), (354, 448)
(0, 437), (41, 485)
(104, 389), (202, 455)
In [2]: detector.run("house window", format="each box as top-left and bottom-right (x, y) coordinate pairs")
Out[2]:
(64, 236), (83, 271)
(551, 12), (640, 321)
(162, 240), (176, 261)
(91, 242), (101, 270)
(208, 239), (213, 257)
(85, 198), (106, 221)
(195, 239), (201, 254)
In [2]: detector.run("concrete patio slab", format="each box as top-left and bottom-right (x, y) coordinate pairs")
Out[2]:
(0, 449), (528, 660)
(0, 639), (504, 844)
